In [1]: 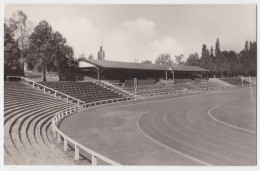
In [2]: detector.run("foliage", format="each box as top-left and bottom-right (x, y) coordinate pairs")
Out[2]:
(155, 53), (173, 65)
(29, 20), (54, 81)
(185, 39), (257, 77)
(8, 10), (32, 76)
(175, 54), (184, 65)
(185, 53), (200, 66)
(142, 60), (152, 64)
(78, 53), (86, 61)
(4, 23), (22, 79)
(97, 46), (105, 60)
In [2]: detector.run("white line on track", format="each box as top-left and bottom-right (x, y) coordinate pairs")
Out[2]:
(208, 105), (256, 134)
(96, 88), (242, 111)
(136, 111), (212, 166)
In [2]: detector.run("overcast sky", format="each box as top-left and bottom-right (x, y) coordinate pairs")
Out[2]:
(4, 4), (256, 63)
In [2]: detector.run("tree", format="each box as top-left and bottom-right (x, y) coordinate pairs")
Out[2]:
(239, 41), (257, 76)
(142, 60), (152, 64)
(89, 54), (93, 59)
(78, 53), (86, 61)
(200, 44), (211, 70)
(175, 54), (184, 65)
(248, 41), (257, 75)
(155, 53), (173, 65)
(8, 10), (32, 76)
(215, 38), (221, 57)
(245, 41), (249, 52)
(97, 46), (105, 60)
(4, 23), (22, 79)
(214, 38), (227, 77)
(51, 31), (76, 80)
(185, 53), (200, 66)
(29, 20), (54, 81)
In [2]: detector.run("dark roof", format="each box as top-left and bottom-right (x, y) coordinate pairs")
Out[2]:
(172, 65), (209, 72)
(82, 59), (172, 71)
(80, 59), (208, 72)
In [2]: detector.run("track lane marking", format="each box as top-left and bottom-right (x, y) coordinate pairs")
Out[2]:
(163, 111), (255, 164)
(136, 111), (212, 166)
(208, 105), (256, 134)
(95, 87), (249, 111)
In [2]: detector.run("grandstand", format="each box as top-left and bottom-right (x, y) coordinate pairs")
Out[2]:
(39, 81), (129, 103)
(78, 59), (209, 84)
(4, 82), (76, 164)
(220, 77), (250, 86)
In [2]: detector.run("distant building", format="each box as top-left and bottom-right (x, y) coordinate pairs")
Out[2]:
(97, 46), (105, 60)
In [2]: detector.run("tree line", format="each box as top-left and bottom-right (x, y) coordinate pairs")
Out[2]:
(185, 39), (257, 77)
(152, 38), (256, 78)
(4, 11), (78, 81)
(152, 39), (257, 78)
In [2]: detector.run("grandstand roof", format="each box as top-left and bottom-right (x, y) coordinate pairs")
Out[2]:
(171, 65), (209, 72)
(81, 59), (172, 71)
(80, 59), (208, 72)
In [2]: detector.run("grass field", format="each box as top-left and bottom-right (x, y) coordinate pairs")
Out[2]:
(59, 87), (256, 165)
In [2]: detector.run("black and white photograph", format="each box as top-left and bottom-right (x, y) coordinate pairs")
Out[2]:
(1, 1), (258, 169)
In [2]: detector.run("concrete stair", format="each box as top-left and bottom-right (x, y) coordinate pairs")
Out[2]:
(4, 82), (86, 165)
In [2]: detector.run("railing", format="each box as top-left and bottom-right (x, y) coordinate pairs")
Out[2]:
(7, 76), (85, 106)
(52, 96), (133, 166)
(139, 83), (254, 98)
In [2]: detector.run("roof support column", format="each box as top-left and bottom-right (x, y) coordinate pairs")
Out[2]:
(96, 68), (100, 80)
(172, 70), (174, 84)
(165, 70), (168, 85)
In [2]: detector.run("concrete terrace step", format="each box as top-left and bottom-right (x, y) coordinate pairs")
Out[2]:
(4, 82), (78, 165)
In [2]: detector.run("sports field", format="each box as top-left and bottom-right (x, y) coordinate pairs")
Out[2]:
(60, 87), (256, 165)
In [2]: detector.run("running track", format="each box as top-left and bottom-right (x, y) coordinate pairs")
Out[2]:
(61, 87), (256, 165)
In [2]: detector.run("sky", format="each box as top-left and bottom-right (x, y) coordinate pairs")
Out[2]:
(4, 4), (256, 63)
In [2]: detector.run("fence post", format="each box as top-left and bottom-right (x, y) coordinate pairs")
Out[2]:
(43, 87), (46, 94)
(54, 91), (57, 98)
(92, 155), (98, 165)
(57, 133), (61, 143)
(64, 139), (68, 152)
(67, 96), (69, 102)
(75, 145), (79, 160)
(78, 100), (80, 106)
(52, 121), (56, 138)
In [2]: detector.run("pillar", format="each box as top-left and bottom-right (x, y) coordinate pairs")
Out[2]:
(97, 68), (100, 80)
(75, 145), (79, 160)
(92, 155), (97, 165)
(165, 70), (168, 85)
(57, 133), (61, 143)
(64, 139), (68, 152)
(172, 70), (175, 84)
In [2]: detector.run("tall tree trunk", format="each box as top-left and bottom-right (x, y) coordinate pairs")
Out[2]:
(21, 53), (25, 77)
(43, 60), (46, 82)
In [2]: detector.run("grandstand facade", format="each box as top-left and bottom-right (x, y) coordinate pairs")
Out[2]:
(78, 59), (209, 85)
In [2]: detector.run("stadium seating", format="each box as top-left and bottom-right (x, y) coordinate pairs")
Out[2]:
(189, 82), (220, 89)
(123, 81), (226, 97)
(124, 84), (181, 96)
(4, 82), (76, 164)
(124, 79), (157, 87)
(39, 81), (125, 103)
(171, 83), (196, 90)
(220, 77), (250, 85)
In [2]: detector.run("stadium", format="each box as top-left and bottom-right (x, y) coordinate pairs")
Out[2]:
(3, 4), (257, 167)
(4, 59), (257, 165)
